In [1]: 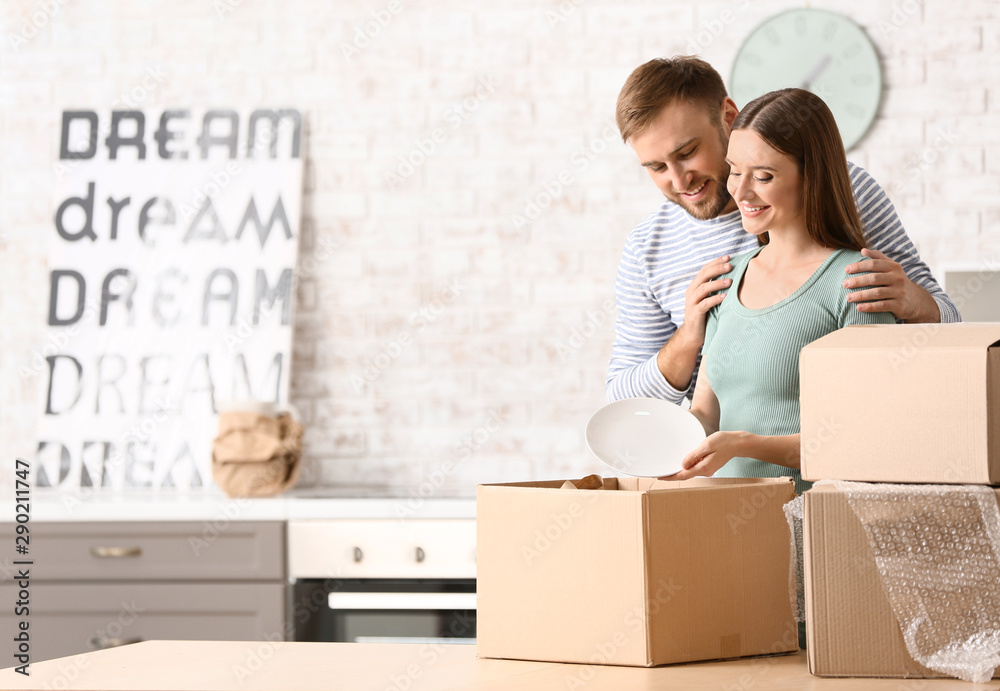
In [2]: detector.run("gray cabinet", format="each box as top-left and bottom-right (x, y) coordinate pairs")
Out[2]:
(0, 521), (286, 663)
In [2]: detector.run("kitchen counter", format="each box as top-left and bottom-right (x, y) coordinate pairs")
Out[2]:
(0, 641), (993, 691)
(0, 487), (476, 521)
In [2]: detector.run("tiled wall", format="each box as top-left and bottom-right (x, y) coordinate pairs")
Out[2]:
(1, 0), (998, 495)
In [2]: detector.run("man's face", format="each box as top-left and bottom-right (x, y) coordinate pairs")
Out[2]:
(628, 99), (738, 220)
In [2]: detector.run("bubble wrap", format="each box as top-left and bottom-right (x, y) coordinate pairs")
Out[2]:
(782, 494), (805, 624)
(831, 480), (1000, 683)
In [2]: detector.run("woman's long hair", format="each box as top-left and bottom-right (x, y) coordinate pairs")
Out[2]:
(731, 88), (866, 250)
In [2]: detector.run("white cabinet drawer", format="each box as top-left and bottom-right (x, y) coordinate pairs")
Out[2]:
(288, 519), (476, 579)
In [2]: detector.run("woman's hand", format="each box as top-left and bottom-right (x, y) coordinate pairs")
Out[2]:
(658, 432), (801, 481)
(660, 431), (749, 481)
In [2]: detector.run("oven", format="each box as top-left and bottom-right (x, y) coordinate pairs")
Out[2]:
(287, 516), (478, 644)
(292, 578), (476, 643)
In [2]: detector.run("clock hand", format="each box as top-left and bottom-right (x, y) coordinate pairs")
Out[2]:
(799, 54), (832, 90)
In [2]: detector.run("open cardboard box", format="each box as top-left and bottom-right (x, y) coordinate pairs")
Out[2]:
(804, 482), (1000, 678)
(800, 323), (1000, 484)
(476, 476), (798, 667)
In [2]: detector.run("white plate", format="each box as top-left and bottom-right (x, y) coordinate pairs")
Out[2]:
(585, 397), (707, 477)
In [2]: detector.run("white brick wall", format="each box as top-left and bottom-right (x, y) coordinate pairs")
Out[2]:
(1, 0), (998, 496)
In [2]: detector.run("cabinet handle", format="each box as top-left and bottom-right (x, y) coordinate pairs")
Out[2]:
(415, 547), (425, 563)
(90, 546), (142, 558)
(353, 547), (363, 563)
(90, 636), (143, 650)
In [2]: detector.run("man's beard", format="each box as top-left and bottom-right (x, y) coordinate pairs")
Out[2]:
(668, 176), (733, 220)
(667, 127), (734, 220)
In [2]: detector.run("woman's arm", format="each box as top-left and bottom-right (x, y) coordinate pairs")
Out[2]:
(660, 357), (721, 480)
(740, 433), (800, 469)
(667, 431), (801, 481)
(687, 355), (720, 436)
(666, 357), (800, 480)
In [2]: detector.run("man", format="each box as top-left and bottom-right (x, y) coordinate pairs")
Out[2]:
(606, 56), (960, 404)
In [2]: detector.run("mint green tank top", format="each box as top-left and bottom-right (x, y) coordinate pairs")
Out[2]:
(702, 246), (895, 493)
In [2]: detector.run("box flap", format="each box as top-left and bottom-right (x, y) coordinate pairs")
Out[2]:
(479, 479), (578, 490)
(482, 477), (790, 493)
(803, 323), (1000, 352)
(629, 476), (793, 492)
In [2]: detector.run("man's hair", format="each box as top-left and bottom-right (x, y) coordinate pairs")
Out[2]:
(615, 56), (729, 143)
(732, 88), (866, 251)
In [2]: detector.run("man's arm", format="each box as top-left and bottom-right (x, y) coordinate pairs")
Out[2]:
(606, 243), (731, 403)
(844, 163), (961, 323)
(606, 239), (691, 404)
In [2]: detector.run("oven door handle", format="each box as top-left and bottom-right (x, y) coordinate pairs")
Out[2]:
(327, 592), (477, 611)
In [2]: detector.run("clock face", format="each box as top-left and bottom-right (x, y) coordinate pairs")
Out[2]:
(730, 8), (882, 150)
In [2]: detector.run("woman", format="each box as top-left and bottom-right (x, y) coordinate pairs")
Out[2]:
(666, 88), (894, 494)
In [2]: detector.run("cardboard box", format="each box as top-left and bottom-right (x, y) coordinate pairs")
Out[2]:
(800, 324), (1000, 484)
(476, 476), (798, 667)
(803, 483), (1000, 678)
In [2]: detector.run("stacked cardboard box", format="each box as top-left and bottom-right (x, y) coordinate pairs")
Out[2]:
(799, 323), (1000, 679)
(476, 476), (799, 667)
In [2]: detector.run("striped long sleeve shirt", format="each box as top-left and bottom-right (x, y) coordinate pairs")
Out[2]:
(606, 162), (961, 404)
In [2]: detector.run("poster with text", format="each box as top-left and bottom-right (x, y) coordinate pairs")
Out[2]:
(36, 108), (303, 492)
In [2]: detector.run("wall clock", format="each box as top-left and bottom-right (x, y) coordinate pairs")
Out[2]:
(729, 8), (882, 150)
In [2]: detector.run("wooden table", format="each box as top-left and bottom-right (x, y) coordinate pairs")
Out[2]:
(0, 641), (995, 690)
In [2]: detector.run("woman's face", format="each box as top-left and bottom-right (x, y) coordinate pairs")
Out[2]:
(725, 129), (803, 238)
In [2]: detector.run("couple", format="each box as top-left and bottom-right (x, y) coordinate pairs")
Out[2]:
(607, 57), (959, 493)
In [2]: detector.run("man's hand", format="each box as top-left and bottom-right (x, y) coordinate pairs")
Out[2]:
(659, 431), (747, 481)
(678, 255), (732, 345)
(844, 248), (941, 323)
(654, 255), (733, 392)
